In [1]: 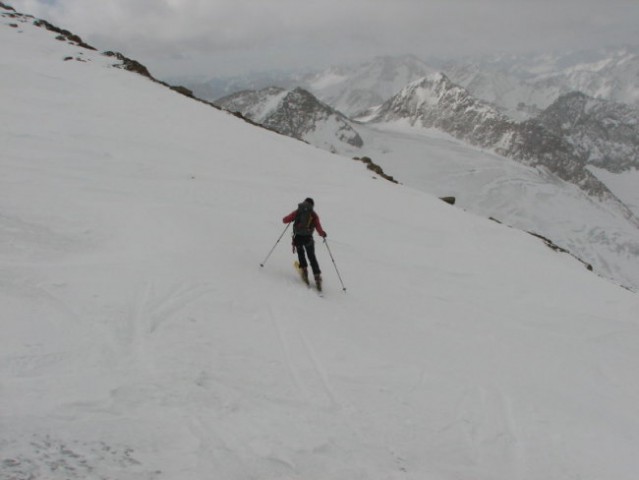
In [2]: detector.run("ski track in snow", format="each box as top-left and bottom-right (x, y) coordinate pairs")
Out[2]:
(450, 386), (526, 480)
(104, 280), (217, 374)
(268, 303), (339, 409)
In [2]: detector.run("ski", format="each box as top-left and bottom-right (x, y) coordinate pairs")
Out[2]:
(294, 261), (324, 296)
(294, 261), (310, 286)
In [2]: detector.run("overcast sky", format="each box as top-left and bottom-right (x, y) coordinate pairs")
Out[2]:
(10, 0), (639, 79)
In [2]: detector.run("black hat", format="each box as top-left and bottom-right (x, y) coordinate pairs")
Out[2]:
(304, 197), (314, 206)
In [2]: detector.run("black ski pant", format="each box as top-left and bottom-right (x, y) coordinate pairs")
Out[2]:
(294, 235), (321, 275)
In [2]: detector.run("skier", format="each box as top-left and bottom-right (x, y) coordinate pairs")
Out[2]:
(283, 197), (327, 289)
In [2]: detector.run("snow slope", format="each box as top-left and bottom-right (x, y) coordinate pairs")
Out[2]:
(2, 8), (639, 480)
(334, 121), (639, 292)
(589, 166), (639, 217)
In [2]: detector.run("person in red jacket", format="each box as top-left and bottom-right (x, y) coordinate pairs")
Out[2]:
(283, 197), (327, 288)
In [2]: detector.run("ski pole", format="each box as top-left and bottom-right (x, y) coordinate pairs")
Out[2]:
(323, 238), (347, 292)
(260, 223), (291, 267)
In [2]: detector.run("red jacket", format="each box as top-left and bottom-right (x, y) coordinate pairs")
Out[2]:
(283, 210), (326, 237)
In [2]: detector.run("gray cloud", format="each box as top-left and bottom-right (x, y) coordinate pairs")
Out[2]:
(11, 0), (639, 78)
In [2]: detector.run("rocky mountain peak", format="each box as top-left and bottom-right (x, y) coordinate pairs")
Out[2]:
(216, 86), (363, 151)
(373, 73), (514, 147)
(536, 92), (639, 173)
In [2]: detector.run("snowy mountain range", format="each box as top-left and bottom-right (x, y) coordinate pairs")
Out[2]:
(303, 47), (639, 120)
(442, 47), (638, 118)
(183, 55), (435, 118)
(3, 4), (639, 479)
(178, 47), (639, 121)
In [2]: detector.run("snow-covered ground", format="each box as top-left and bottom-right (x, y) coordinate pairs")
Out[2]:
(2, 10), (639, 480)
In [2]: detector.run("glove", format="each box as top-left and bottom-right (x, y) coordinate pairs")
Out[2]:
(321, 232), (327, 238)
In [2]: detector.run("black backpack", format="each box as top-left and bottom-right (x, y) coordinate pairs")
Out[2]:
(293, 201), (314, 236)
